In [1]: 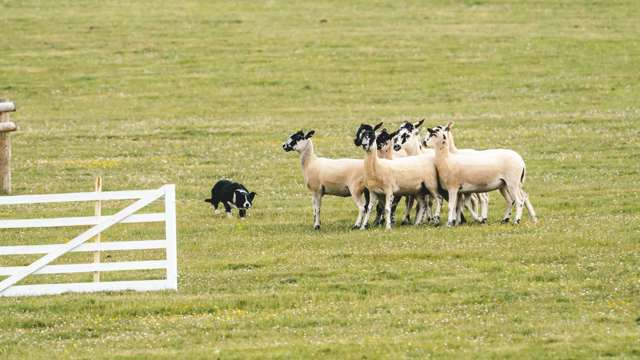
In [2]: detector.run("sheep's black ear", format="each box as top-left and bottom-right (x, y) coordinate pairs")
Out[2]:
(427, 128), (435, 134)
(415, 118), (425, 128)
(373, 122), (384, 131)
(305, 130), (315, 139)
(390, 130), (399, 137)
(249, 192), (256, 201)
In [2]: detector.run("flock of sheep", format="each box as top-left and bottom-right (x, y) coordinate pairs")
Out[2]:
(282, 120), (537, 230)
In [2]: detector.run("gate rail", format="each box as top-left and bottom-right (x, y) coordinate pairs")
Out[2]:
(0, 184), (177, 297)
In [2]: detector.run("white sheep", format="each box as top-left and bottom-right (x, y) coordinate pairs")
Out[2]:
(393, 120), (483, 224)
(372, 128), (407, 226)
(420, 124), (489, 223)
(283, 130), (371, 230)
(431, 124), (537, 226)
(354, 123), (443, 230)
(390, 120), (428, 224)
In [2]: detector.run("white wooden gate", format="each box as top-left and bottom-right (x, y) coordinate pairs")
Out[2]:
(0, 184), (177, 297)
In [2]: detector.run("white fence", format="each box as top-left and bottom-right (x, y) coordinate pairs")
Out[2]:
(0, 184), (177, 297)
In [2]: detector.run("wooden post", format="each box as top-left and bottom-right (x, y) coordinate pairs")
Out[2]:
(0, 100), (17, 195)
(93, 176), (102, 282)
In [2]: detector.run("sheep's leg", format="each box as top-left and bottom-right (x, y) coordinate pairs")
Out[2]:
(463, 194), (482, 222)
(479, 193), (489, 224)
(507, 184), (524, 224)
(432, 195), (443, 226)
(312, 192), (322, 230)
(522, 190), (538, 223)
(456, 194), (465, 225)
(470, 194), (482, 222)
(446, 190), (459, 227)
(360, 194), (377, 230)
(374, 201), (385, 226)
(472, 194), (480, 214)
(384, 192), (395, 230)
(423, 194), (433, 224)
(351, 191), (367, 229)
(401, 195), (414, 225)
(499, 187), (513, 224)
(414, 196), (426, 225)
(390, 196), (401, 225)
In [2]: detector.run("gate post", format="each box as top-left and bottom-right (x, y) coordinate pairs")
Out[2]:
(0, 100), (17, 194)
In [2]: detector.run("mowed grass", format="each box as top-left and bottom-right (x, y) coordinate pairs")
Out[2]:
(1, 0), (639, 358)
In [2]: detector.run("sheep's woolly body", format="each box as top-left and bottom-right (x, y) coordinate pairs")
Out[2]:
(365, 150), (439, 197)
(435, 148), (525, 193)
(422, 126), (488, 223)
(285, 134), (371, 230)
(300, 141), (365, 197)
(432, 128), (536, 226)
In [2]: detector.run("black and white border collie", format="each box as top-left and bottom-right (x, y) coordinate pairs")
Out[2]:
(205, 180), (256, 218)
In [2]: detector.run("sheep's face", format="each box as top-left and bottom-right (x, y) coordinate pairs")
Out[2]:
(423, 125), (444, 148)
(375, 129), (393, 150)
(354, 122), (383, 152)
(432, 127), (450, 151)
(393, 127), (412, 151)
(283, 130), (314, 152)
(393, 119), (424, 151)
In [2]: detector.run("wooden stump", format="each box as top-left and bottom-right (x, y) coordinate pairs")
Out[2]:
(0, 100), (17, 194)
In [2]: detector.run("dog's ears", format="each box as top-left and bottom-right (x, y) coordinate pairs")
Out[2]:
(415, 118), (425, 129)
(249, 192), (256, 201)
(305, 130), (315, 139)
(373, 122), (384, 131)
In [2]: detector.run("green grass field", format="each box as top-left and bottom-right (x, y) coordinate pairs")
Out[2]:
(1, 0), (639, 358)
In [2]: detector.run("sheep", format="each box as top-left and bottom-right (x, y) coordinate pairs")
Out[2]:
(417, 124), (489, 223)
(371, 128), (406, 226)
(354, 123), (443, 230)
(432, 122), (536, 224)
(392, 119), (483, 225)
(392, 119), (441, 223)
(430, 124), (537, 226)
(282, 130), (372, 230)
(389, 119), (428, 224)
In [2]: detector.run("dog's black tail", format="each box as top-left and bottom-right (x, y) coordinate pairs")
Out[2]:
(204, 198), (213, 203)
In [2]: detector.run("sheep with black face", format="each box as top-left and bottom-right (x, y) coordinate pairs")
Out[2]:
(354, 123), (442, 230)
(283, 130), (372, 230)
